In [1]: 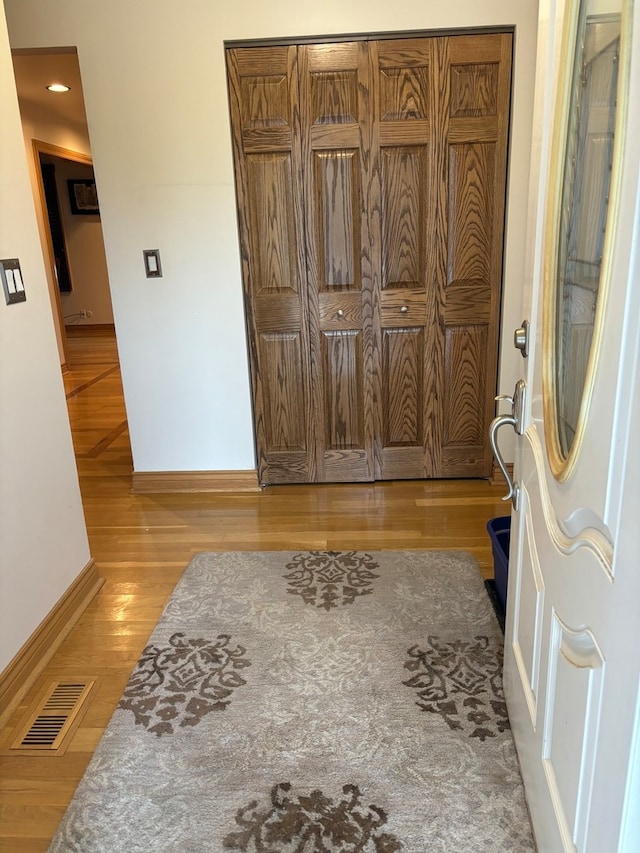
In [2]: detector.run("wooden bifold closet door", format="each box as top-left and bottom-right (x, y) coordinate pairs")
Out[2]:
(226, 32), (512, 485)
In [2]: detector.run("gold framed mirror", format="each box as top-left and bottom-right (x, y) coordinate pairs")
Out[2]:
(543, 0), (630, 480)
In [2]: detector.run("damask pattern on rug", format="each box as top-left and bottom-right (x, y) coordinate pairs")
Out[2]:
(284, 551), (380, 611)
(118, 632), (251, 737)
(403, 635), (510, 741)
(47, 552), (536, 852)
(223, 782), (402, 852)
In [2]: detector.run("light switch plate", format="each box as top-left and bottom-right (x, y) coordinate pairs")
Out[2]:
(143, 249), (162, 278)
(1, 258), (26, 305)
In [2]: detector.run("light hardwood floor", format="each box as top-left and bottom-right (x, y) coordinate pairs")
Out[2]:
(0, 331), (509, 851)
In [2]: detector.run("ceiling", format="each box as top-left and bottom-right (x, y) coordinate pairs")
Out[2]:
(11, 50), (89, 128)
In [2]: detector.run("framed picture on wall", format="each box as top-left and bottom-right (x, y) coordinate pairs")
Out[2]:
(67, 178), (99, 215)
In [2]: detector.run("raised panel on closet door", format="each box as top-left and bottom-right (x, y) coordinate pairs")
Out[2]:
(373, 39), (434, 480)
(299, 42), (375, 481)
(227, 46), (313, 483)
(439, 32), (512, 476)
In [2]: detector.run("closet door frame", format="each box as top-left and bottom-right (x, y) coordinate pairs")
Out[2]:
(226, 27), (514, 486)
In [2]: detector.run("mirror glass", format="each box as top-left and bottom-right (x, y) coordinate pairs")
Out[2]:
(554, 0), (621, 457)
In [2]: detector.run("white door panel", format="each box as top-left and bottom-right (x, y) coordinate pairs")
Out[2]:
(499, 0), (640, 848)
(542, 611), (604, 851)
(509, 485), (544, 726)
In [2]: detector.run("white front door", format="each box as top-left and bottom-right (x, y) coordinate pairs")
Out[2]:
(497, 0), (640, 849)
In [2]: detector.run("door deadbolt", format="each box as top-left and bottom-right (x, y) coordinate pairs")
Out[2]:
(514, 320), (530, 358)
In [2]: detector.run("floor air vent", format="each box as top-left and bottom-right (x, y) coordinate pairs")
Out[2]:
(9, 680), (96, 754)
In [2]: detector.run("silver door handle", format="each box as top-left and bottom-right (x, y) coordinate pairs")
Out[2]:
(490, 414), (519, 507)
(489, 379), (526, 509)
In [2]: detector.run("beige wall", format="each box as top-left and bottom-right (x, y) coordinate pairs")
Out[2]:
(4, 0), (538, 471)
(0, 2), (90, 673)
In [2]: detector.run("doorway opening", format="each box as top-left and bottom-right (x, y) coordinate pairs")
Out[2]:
(11, 48), (115, 364)
(11, 47), (131, 469)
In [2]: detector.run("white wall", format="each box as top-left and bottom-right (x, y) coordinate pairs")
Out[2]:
(4, 0), (538, 472)
(0, 2), (91, 673)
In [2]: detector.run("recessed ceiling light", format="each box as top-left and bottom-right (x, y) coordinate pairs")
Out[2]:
(46, 83), (71, 93)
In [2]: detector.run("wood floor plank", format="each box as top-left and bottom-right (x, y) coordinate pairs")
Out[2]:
(0, 331), (508, 850)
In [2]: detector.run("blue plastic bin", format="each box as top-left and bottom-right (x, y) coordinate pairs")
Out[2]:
(487, 516), (511, 612)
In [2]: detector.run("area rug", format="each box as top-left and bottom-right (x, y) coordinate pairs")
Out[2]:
(49, 550), (535, 852)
